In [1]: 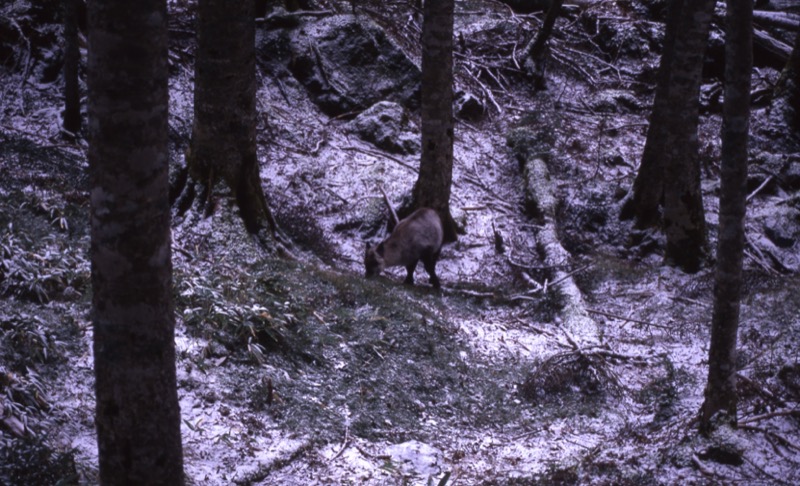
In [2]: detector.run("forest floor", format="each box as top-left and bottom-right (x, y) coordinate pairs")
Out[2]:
(2, 0), (800, 485)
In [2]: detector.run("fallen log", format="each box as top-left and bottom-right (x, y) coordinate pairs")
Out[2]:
(753, 10), (800, 31)
(754, 28), (792, 68)
(508, 127), (599, 346)
(760, 0), (800, 12)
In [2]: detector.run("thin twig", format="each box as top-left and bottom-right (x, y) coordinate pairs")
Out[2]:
(744, 233), (781, 275)
(551, 50), (596, 85)
(354, 443), (390, 460)
(506, 254), (569, 270)
(740, 424), (800, 453)
(736, 372), (787, 407)
(739, 408), (800, 425)
(587, 309), (672, 330)
(378, 184), (400, 226)
(742, 453), (795, 485)
(776, 193), (800, 206)
(511, 427), (543, 441)
(746, 175), (774, 202)
(330, 425), (352, 462)
(513, 318), (561, 340)
(466, 69), (503, 114)
(670, 296), (712, 308)
(255, 9), (336, 23)
(691, 454), (718, 479)
(340, 145), (419, 174)
(555, 261), (593, 283)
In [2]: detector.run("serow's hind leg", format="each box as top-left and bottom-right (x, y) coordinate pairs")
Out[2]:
(422, 253), (440, 289)
(404, 261), (417, 285)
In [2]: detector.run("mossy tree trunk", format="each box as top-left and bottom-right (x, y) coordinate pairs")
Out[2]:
(87, 0), (184, 483)
(701, 0), (752, 434)
(186, 0), (276, 237)
(411, 0), (458, 243)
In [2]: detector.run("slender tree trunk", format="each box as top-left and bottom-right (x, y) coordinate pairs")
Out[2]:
(412, 0), (458, 243)
(63, 0), (81, 134)
(662, 0), (715, 273)
(701, 0), (752, 433)
(620, 0), (682, 226)
(88, 0), (184, 483)
(187, 0), (276, 236)
(521, 0), (564, 90)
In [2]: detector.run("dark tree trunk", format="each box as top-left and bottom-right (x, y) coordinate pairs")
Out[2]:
(620, 0), (682, 227)
(187, 0), (276, 236)
(521, 0), (564, 90)
(701, 0), (753, 433)
(411, 0), (458, 243)
(623, 0), (715, 268)
(63, 0), (81, 134)
(661, 0), (715, 273)
(87, 0), (184, 484)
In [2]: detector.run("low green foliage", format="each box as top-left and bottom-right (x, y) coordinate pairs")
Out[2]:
(0, 365), (50, 417)
(0, 227), (89, 303)
(0, 311), (65, 365)
(0, 436), (77, 486)
(20, 188), (71, 233)
(176, 262), (318, 365)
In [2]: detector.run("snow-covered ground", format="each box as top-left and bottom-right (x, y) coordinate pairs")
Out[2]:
(2, 1), (799, 484)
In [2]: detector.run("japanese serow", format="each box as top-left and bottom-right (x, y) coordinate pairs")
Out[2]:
(364, 208), (444, 288)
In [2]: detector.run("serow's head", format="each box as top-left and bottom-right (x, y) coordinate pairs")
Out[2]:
(364, 242), (385, 278)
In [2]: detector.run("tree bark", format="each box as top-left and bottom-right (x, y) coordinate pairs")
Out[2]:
(661, 0), (715, 273)
(620, 0), (682, 227)
(188, 0), (277, 237)
(63, 0), (81, 134)
(521, 0), (564, 90)
(87, 0), (184, 483)
(411, 0), (458, 243)
(701, 0), (753, 433)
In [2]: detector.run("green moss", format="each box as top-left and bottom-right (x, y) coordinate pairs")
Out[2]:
(507, 127), (553, 168)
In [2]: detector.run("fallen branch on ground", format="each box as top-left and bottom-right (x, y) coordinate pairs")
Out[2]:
(739, 408), (800, 425)
(340, 145), (419, 174)
(587, 308), (672, 330)
(737, 372), (787, 407)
